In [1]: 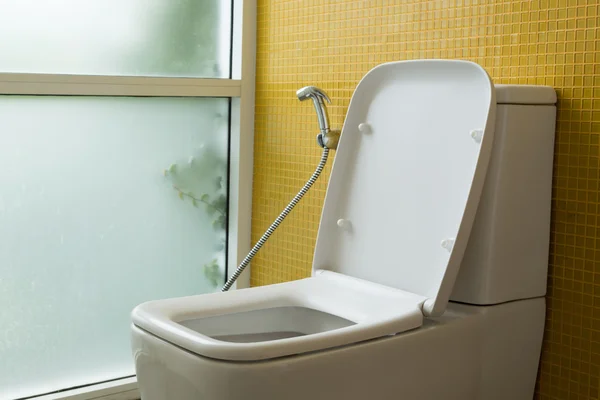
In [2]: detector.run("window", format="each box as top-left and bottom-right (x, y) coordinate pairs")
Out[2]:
(0, 1), (255, 399)
(0, 0), (232, 77)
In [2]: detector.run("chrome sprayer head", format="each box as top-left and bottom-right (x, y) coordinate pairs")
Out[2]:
(296, 86), (331, 135)
(296, 86), (339, 149)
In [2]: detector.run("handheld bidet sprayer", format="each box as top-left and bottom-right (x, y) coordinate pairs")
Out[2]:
(296, 86), (341, 150)
(221, 87), (339, 291)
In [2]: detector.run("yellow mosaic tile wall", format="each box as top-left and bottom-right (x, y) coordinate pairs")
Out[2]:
(251, 1), (600, 398)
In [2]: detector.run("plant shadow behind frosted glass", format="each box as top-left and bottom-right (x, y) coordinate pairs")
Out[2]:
(0, 0), (231, 77)
(0, 96), (229, 399)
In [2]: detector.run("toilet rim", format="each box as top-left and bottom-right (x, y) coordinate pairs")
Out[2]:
(132, 272), (425, 361)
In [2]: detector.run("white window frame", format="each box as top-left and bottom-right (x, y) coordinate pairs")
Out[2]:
(0, 0), (255, 398)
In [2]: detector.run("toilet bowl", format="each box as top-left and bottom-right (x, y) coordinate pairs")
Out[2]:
(131, 60), (557, 400)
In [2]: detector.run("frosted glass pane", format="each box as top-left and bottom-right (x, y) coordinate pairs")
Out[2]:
(0, 0), (231, 77)
(0, 96), (229, 399)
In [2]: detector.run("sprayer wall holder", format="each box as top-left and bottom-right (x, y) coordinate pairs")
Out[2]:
(318, 130), (341, 150)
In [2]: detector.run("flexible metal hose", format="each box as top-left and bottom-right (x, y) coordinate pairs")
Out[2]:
(221, 147), (330, 291)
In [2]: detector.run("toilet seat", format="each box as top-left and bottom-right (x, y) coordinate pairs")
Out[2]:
(132, 270), (425, 361)
(132, 59), (497, 363)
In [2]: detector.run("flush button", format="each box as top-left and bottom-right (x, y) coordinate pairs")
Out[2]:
(441, 238), (455, 252)
(470, 129), (483, 144)
(358, 123), (371, 134)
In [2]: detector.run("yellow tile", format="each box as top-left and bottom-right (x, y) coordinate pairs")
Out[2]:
(252, 1), (600, 398)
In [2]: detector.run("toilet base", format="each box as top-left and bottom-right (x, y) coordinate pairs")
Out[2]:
(132, 298), (545, 400)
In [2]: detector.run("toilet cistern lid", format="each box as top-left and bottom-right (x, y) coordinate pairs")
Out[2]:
(312, 60), (496, 317)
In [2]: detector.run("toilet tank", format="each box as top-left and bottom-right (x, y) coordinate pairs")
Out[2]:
(451, 85), (557, 305)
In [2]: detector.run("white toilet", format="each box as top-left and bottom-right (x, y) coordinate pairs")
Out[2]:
(131, 60), (557, 400)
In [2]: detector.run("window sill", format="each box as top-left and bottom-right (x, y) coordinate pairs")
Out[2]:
(32, 377), (139, 400)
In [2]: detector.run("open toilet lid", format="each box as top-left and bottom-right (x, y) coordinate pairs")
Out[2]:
(312, 60), (496, 317)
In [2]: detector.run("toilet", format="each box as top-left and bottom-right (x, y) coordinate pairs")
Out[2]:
(131, 60), (557, 400)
